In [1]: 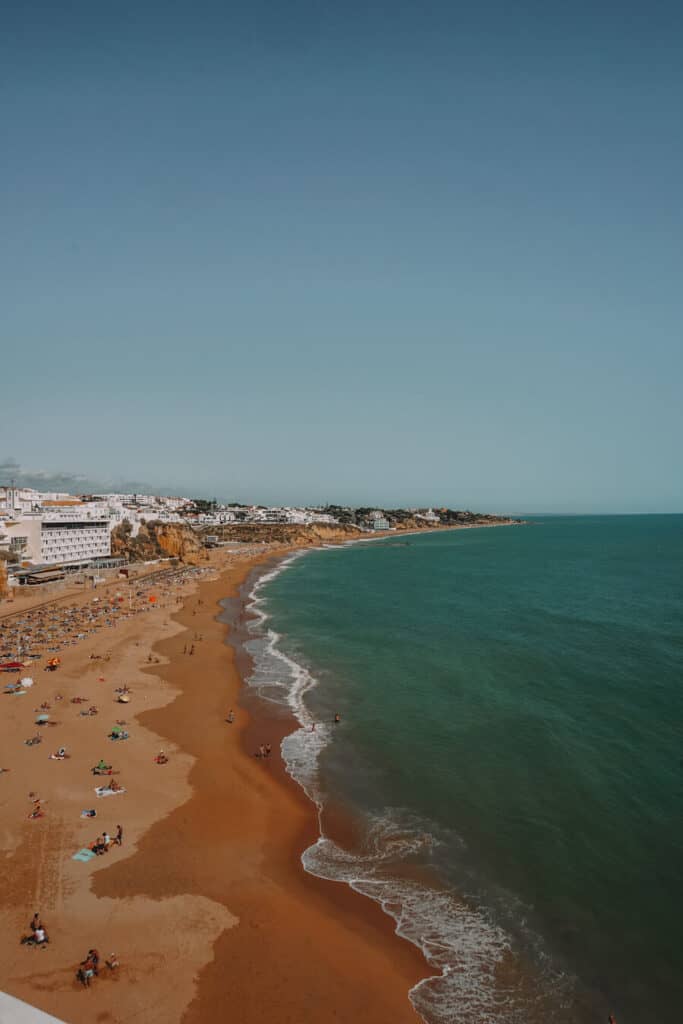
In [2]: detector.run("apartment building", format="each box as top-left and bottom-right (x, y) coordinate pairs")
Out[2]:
(40, 518), (111, 563)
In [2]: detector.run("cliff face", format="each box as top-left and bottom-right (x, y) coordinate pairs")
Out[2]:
(203, 522), (364, 546)
(200, 517), (513, 546)
(111, 521), (205, 564)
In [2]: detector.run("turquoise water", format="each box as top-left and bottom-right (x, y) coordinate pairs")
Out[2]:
(247, 517), (683, 1023)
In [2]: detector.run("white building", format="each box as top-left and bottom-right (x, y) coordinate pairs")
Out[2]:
(0, 516), (42, 562)
(40, 517), (111, 563)
(368, 511), (391, 531)
(416, 508), (440, 523)
(0, 513), (111, 565)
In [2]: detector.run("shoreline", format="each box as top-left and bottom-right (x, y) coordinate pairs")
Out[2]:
(1, 545), (430, 1023)
(0, 520), (521, 1024)
(108, 548), (431, 1022)
(236, 529), (595, 1024)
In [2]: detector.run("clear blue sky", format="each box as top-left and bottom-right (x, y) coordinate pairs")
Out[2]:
(3, 2), (682, 512)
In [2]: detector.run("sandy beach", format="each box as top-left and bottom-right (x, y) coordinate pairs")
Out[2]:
(0, 544), (428, 1023)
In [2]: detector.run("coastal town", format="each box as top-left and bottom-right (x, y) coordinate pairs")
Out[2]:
(0, 476), (521, 1024)
(0, 481), (516, 598)
(0, 506), (443, 1024)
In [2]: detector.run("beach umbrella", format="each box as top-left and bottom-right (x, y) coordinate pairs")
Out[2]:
(20, 677), (34, 688)
(148, 595), (157, 603)
(110, 724), (122, 735)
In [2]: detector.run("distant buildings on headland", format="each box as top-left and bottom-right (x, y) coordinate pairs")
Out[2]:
(0, 481), (512, 589)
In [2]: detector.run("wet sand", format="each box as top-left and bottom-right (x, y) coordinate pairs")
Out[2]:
(0, 547), (428, 1023)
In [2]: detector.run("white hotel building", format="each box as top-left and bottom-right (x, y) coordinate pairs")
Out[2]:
(39, 517), (111, 563)
(0, 512), (111, 566)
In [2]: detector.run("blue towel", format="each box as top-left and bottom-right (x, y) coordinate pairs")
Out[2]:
(72, 848), (96, 862)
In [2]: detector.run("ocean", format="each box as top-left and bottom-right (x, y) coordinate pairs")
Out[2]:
(242, 516), (683, 1024)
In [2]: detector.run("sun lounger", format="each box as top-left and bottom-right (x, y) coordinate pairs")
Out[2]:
(95, 785), (126, 798)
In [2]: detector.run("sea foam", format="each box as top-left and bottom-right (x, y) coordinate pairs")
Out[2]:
(243, 552), (574, 1024)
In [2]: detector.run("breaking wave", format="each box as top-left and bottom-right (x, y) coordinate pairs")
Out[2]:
(242, 553), (577, 1024)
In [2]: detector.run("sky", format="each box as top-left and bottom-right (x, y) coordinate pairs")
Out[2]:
(2, 2), (682, 512)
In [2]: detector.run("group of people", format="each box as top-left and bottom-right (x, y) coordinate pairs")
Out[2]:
(20, 915), (121, 985)
(2, 565), (211, 668)
(254, 743), (272, 758)
(77, 947), (119, 986)
(89, 825), (123, 855)
(7, 564), (221, 999)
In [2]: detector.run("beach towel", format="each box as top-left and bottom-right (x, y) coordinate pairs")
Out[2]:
(72, 848), (96, 862)
(80, 809), (97, 818)
(95, 786), (126, 798)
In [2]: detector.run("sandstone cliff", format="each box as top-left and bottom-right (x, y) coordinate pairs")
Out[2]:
(200, 517), (515, 546)
(203, 522), (364, 546)
(111, 520), (206, 565)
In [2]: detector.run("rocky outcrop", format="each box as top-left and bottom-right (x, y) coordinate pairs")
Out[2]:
(202, 522), (364, 546)
(110, 515), (520, 567)
(199, 517), (517, 546)
(111, 521), (205, 565)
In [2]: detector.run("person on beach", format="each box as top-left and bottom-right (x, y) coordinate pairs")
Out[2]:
(22, 924), (48, 947)
(77, 950), (99, 986)
(334, 712), (341, 723)
(92, 835), (107, 855)
(226, 709), (235, 723)
(115, 824), (123, 845)
(265, 744), (272, 757)
(30, 913), (42, 932)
